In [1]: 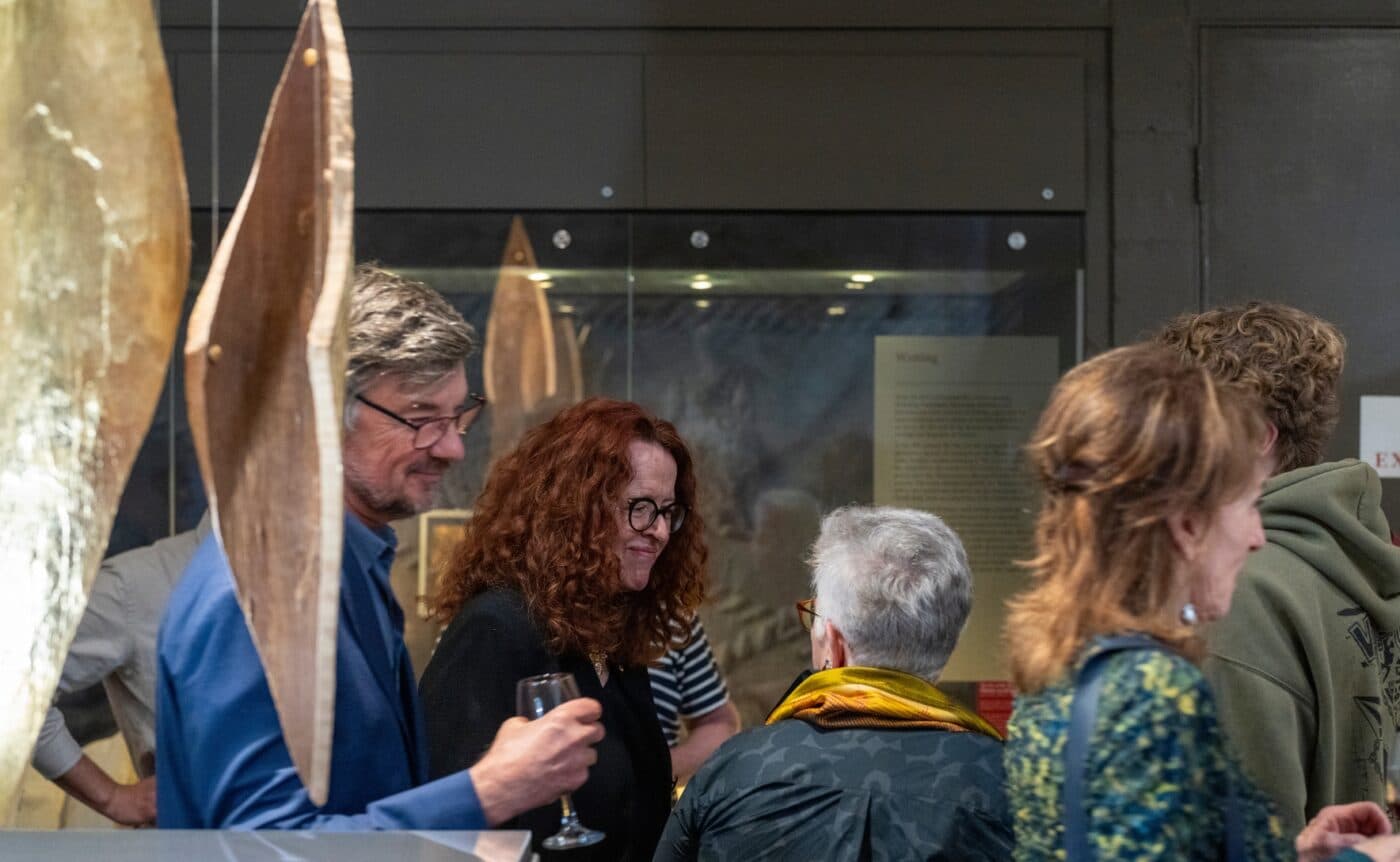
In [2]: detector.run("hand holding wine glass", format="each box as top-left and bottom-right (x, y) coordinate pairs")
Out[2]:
(517, 672), (607, 850)
(467, 695), (602, 828)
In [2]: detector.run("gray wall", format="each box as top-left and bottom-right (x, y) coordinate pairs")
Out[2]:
(1111, 2), (1400, 523)
(160, 6), (1113, 353)
(161, 0), (1400, 516)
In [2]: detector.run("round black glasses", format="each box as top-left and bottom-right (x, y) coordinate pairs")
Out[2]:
(625, 497), (687, 534)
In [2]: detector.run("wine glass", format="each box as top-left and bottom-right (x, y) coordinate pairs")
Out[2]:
(516, 672), (606, 850)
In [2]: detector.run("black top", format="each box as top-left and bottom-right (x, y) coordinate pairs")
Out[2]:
(420, 587), (672, 861)
(656, 715), (1013, 861)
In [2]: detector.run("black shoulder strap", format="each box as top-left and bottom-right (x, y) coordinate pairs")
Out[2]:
(1063, 634), (1243, 862)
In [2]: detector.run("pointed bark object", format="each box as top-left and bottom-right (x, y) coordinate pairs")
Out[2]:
(483, 217), (559, 457)
(551, 314), (585, 405)
(184, 0), (353, 806)
(0, 0), (189, 822)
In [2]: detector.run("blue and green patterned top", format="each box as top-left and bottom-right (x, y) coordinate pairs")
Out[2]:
(1005, 642), (1292, 860)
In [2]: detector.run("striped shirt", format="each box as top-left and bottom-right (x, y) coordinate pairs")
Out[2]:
(649, 621), (730, 746)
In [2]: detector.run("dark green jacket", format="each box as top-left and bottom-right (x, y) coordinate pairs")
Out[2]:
(1205, 460), (1400, 834)
(653, 715), (1012, 861)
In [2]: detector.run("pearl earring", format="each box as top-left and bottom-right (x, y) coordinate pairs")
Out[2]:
(1180, 603), (1199, 626)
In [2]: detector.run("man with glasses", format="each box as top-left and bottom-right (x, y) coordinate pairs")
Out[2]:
(157, 264), (604, 829)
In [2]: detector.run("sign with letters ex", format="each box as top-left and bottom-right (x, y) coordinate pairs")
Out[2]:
(1360, 396), (1400, 478)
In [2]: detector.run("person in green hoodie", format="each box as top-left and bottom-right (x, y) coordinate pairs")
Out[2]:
(1159, 302), (1400, 834)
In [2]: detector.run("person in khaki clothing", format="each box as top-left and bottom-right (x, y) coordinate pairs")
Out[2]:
(1159, 302), (1400, 834)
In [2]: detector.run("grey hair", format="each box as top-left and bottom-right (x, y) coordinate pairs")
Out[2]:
(344, 263), (479, 427)
(809, 506), (972, 682)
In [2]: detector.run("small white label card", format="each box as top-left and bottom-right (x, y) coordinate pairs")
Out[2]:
(1360, 396), (1400, 478)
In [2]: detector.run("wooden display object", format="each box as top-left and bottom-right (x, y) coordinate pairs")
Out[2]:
(184, 0), (353, 806)
(0, 0), (189, 821)
(482, 217), (560, 458)
(551, 313), (585, 406)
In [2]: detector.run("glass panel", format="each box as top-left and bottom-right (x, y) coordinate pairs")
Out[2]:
(53, 8), (1091, 804)
(359, 211), (634, 507)
(357, 211), (632, 670)
(112, 204), (1081, 724)
(350, 210), (1082, 719)
(628, 213), (1080, 721)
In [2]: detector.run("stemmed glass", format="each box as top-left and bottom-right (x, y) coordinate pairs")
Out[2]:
(516, 672), (606, 850)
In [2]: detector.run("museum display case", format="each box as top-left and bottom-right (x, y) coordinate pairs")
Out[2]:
(123, 209), (1083, 724)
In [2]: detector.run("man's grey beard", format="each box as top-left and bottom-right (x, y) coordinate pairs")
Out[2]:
(346, 478), (417, 521)
(344, 457), (451, 522)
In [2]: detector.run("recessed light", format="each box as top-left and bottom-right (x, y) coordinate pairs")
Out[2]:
(556, 304), (576, 314)
(845, 281), (865, 291)
(849, 273), (875, 283)
(694, 299), (711, 309)
(690, 280), (713, 291)
(528, 271), (551, 282)
(538, 281), (554, 289)
(827, 305), (847, 316)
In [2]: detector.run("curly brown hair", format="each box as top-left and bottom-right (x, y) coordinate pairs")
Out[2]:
(433, 398), (707, 666)
(1005, 344), (1269, 693)
(1156, 301), (1345, 473)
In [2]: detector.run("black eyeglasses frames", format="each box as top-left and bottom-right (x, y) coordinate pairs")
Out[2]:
(625, 497), (687, 534)
(354, 392), (487, 450)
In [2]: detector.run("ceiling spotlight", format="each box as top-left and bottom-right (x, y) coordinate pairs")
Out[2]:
(556, 303), (576, 314)
(694, 299), (711, 309)
(845, 281), (865, 291)
(528, 271), (551, 282)
(690, 279), (713, 291)
(849, 273), (875, 284)
(538, 280), (554, 289)
(827, 305), (847, 316)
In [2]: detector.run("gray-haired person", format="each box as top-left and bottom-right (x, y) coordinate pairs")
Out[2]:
(654, 506), (1013, 861)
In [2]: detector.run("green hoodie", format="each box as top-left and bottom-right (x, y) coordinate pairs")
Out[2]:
(1205, 460), (1400, 835)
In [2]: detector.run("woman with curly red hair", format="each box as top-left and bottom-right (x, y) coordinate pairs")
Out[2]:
(420, 397), (707, 861)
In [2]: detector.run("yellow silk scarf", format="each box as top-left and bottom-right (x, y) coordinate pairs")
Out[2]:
(766, 666), (1003, 740)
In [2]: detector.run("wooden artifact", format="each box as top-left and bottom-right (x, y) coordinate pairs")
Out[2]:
(551, 313), (586, 406)
(184, 0), (353, 805)
(483, 217), (561, 457)
(0, 0), (189, 821)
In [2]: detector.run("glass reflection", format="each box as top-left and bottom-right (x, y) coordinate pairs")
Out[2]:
(121, 210), (1082, 725)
